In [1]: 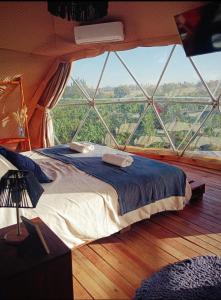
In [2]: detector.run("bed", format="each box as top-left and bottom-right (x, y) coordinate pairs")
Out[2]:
(0, 144), (192, 249)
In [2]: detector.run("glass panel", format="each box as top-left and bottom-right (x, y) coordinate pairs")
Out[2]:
(51, 104), (89, 144)
(129, 106), (171, 149)
(69, 52), (108, 99)
(96, 52), (146, 101)
(55, 45), (221, 159)
(103, 132), (117, 148)
(118, 45), (173, 97)
(154, 100), (213, 149)
(184, 108), (221, 157)
(155, 45), (211, 102)
(75, 108), (109, 145)
(97, 102), (146, 146)
(192, 51), (221, 98)
(60, 79), (89, 104)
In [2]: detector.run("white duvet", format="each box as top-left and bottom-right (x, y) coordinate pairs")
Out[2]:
(0, 151), (192, 249)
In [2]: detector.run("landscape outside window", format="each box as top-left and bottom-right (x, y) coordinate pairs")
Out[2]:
(51, 44), (221, 158)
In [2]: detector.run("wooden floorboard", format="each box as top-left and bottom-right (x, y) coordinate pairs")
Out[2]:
(72, 161), (221, 299)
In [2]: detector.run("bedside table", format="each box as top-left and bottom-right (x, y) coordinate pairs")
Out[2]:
(0, 218), (74, 300)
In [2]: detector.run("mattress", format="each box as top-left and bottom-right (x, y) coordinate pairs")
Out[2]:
(0, 149), (192, 249)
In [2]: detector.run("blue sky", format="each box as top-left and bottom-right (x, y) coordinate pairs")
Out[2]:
(68, 44), (221, 88)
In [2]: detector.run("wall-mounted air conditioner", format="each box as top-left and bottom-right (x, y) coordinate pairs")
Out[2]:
(74, 21), (124, 45)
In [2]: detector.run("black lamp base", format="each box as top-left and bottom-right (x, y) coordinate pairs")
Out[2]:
(4, 229), (28, 245)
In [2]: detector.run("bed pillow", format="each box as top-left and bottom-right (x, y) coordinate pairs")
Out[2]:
(0, 147), (52, 183)
(0, 154), (18, 179)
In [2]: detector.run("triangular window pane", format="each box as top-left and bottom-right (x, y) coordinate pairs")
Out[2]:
(154, 100), (213, 149)
(97, 52), (146, 102)
(155, 45), (211, 102)
(192, 51), (221, 99)
(61, 80), (89, 104)
(183, 108), (221, 157)
(129, 106), (171, 149)
(75, 108), (110, 145)
(70, 52), (108, 99)
(52, 104), (90, 144)
(118, 45), (173, 97)
(97, 102), (146, 146)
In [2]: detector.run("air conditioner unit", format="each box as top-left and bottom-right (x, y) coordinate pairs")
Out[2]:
(74, 21), (124, 45)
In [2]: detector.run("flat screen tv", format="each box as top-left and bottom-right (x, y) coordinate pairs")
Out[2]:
(174, 2), (221, 57)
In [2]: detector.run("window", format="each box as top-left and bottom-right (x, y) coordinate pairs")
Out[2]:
(52, 45), (221, 157)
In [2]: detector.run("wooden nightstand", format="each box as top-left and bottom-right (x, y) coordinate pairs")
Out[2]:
(0, 218), (74, 300)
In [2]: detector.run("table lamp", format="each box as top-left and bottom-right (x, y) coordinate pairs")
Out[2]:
(0, 170), (44, 243)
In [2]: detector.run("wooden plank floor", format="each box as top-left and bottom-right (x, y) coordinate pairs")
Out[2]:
(72, 162), (221, 299)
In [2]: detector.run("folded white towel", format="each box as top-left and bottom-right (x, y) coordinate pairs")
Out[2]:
(102, 153), (134, 167)
(69, 142), (94, 153)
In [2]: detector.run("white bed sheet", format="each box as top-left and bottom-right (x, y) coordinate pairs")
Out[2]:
(0, 151), (192, 249)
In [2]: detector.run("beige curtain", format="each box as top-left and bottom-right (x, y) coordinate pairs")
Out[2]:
(29, 62), (71, 149)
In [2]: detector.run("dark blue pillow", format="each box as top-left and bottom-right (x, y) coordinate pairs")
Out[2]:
(0, 147), (52, 183)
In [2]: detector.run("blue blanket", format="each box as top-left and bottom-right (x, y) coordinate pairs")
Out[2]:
(36, 144), (186, 215)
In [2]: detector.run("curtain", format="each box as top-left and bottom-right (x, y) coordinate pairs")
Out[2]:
(29, 62), (71, 149)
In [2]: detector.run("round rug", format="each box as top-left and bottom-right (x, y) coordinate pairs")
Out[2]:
(135, 255), (221, 300)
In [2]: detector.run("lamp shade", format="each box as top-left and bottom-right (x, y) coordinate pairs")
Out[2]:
(0, 170), (44, 208)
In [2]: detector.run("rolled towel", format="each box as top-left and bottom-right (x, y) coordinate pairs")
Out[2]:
(69, 142), (94, 153)
(102, 153), (134, 167)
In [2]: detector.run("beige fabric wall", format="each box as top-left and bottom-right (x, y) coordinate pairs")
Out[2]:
(0, 1), (204, 59)
(0, 49), (55, 140)
(62, 1), (205, 62)
(0, 1), (205, 148)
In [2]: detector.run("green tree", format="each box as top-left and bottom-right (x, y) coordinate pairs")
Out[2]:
(113, 85), (129, 98)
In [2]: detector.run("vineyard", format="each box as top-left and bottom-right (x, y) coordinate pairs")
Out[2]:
(52, 80), (221, 155)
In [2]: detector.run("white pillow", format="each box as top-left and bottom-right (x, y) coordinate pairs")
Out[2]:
(0, 154), (17, 179)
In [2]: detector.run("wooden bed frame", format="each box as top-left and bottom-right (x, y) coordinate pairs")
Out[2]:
(124, 148), (206, 202)
(119, 180), (205, 234)
(189, 180), (205, 201)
